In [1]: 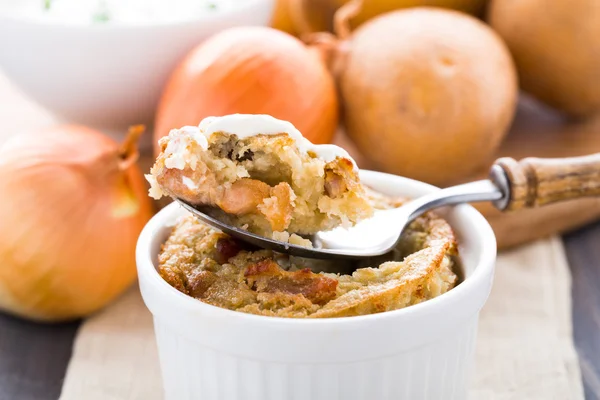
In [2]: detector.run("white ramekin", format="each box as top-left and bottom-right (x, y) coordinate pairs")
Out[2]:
(137, 170), (497, 400)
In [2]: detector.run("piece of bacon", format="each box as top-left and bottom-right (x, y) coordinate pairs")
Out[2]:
(215, 238), (243, 264)
(244, 259), (338, 305)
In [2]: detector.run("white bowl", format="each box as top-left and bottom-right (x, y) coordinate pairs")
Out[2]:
(136, 170), (497, 400)
(0, 0), (273, 132)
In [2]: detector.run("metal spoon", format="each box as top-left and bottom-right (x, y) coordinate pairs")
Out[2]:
(175, 153), (600, 260)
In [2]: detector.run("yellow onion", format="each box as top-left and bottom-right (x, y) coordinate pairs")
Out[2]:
(0, 125), (153, 322)
(154, 26), (339, 151)
(271, 0), (338, 35)
(270, 0), (487, 35)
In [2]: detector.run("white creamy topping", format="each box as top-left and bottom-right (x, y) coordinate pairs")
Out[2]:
(181, 125), (209, 149)
(181, 176), (197, 190)
(162, 126), (206, 170)
(196, 114), (357, 169)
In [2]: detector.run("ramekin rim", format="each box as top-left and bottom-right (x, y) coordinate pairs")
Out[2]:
(136, 169), (497, 327)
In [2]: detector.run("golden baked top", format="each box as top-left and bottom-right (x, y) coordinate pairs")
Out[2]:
(158, 191), (458, 318)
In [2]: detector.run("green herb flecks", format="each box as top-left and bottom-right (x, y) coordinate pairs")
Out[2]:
(206, 2), (217, 10)
(43, 0), (52, 11)
(92, 0), (111, 23)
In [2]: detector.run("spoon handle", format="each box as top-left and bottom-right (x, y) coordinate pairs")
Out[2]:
(492, 153), (600, 211)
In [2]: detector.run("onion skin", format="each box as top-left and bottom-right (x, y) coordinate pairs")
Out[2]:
(489, 0), (600, 117)
(339, 8), (517, 186)
(271, 0), (298, 34)
(329, 0), (487, 28)
(272, 0), (487, 34)
(271, 0), (339, 35)
(0, 126), (153, 322)
(154, 26), (338, 154)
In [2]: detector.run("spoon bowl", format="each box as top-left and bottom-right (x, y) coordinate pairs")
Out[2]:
(174, 176), (505, 260)
(174, 151), (600, 263)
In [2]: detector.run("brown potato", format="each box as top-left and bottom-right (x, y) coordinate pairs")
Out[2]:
(488, 0), (600, 117)
(339, 8), (518, 186)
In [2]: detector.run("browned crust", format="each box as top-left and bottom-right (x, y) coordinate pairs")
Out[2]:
(158, 192), (458, 318)
(310, 242), (450, 318)
(244, 259), (338, 305)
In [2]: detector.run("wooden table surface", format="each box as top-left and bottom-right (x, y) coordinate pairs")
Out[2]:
(565, 227), (600, 400)
(0, 78), (598, 399)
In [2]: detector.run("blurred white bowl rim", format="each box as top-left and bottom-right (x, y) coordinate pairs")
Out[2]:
(0, 0), (274, 133)
(136, 170), (497, 400)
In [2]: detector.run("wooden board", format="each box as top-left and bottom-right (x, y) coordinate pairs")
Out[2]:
(334, 95), (600, 249)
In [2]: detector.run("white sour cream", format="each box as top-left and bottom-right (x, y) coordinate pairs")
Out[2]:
(196, 114), (357, 169)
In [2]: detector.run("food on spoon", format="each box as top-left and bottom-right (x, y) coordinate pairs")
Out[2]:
(151, 114), (459, 318)
(154, 26), (338, 153)
(337, 7), (517, 185)
(158, 193), (458, 318)
(0, 125), (152, 322)
(488, 0), (600, 117)
(147, 114), (373, 239)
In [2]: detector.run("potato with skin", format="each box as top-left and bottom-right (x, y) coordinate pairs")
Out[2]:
(488, 0), (600, 117)
(340, 8), (518, 186)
